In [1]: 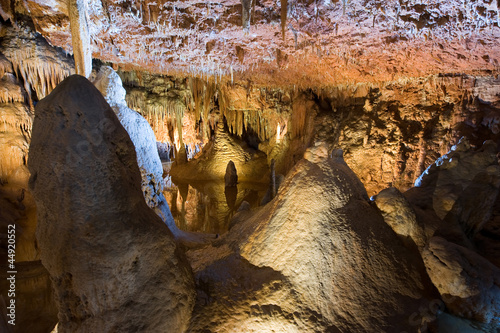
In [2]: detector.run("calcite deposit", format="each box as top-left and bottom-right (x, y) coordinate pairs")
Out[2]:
(375, 140), (500, 330)
(10, 0), (500, 86)
(92, 66), (165, 208)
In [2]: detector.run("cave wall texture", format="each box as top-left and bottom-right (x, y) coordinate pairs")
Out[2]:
(0, 0), (499, 332)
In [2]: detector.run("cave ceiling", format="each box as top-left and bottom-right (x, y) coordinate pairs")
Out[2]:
(5, 0), (500, 87)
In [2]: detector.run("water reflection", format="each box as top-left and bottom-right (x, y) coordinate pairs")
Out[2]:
(163, 180), (267, 234)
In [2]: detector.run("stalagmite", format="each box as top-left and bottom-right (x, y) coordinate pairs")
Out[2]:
(224, 160), (238, 187)
(28, 75), (195, 332)
(68, 0), (92, 77)
(188, 147), (434, 332)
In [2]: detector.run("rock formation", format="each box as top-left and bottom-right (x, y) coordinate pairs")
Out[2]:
(415, 137), (500, 239)
(374, 139), (500, 328)
(68, 0), (92, 77)
(186, 148), (436, 332)
(0, 261), (58, 333)
(423, 236), (500, 325)
(28, 75), (195, 332)
(224, 160), (238, 187)
(372, 187), (427, 249)
(16, 0), (500, 86)
(1, 2), (500, 331)
(91, 66), (216, 245)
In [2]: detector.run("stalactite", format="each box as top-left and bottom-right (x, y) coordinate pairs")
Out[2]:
(0, 55), (13, 79)
(291, 99), (307, 139)
(280, 0), (288, 40)
(68, 0), (92, 77)
(189, 77), (202, 122)
(6, 45), (73, 104)
(0, 102), (32, 179)
(125, 90), (189, 151)
(241, 0), (252, 31)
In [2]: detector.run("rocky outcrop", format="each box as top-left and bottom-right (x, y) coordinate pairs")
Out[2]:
(423, 236), (500, 325)
(28, 75), (195, 332)
(415, 138), (500, 239)
(372, 187), (427, 249)
(314, 76), (500, 196)
(187, 149), (435, 332)
(390, 139), (500, 326)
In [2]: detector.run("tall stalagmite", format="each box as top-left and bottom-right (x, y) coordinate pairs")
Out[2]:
(28, 75), (195, 332)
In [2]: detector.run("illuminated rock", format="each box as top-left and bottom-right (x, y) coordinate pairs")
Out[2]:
(0, 24), (73, 103)
(28, 75), (195, 332)
(397, 139), (500, 325)
(170, 121), (268, 183)
(68, 0), (91, 77)
(373, 187), (427, 249)
(187, 151), (434, 332)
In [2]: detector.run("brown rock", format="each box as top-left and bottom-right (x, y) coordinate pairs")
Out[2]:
(224, 160), (238, 187)
(28, 75), (195, 332)
(422, 236), (500, 324)
(412, 138), (500, 242)
(373, 186), (427, 249)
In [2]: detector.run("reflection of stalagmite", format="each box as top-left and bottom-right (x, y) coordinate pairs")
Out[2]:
(68, 0), (92, 77)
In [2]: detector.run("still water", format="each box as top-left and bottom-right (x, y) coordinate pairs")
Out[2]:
(163, 180), (267, 234)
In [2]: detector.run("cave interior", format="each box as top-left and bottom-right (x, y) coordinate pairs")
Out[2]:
(0, 0), (500, 332)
